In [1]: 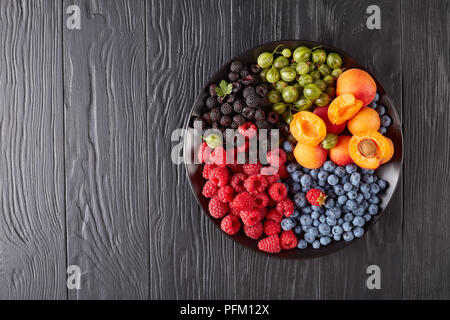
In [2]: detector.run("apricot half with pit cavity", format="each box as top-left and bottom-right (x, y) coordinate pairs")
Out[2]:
(348, 130), (394, 169)
(290, 111), (327, 146)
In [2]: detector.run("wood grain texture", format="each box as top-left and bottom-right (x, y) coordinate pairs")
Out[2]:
(0, 0), (66, 299)
(230, 0), (321, 300)
(402, 0), (450, 300)
(316, 0), (403, 299)
(146, 0), (237, 299)
(63, 0), (149, 299)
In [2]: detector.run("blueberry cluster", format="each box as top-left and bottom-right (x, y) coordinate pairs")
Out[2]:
(369, 93), (392, 135)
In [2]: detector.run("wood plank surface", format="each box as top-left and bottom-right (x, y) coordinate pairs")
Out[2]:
(316, 0), (403, 299)
(63, 0), (149, 299)
(0, 0), (66, 299)
(401, 0), (450, 300)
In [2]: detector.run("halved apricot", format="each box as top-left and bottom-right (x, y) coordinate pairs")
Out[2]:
(381, 137), (394, 164)
(290, 111), (327, 146)
(293, 142), (328, 169)
(348, 107), (381, 135)
(348, 130), (393, 169)
(328, 93), (364, 125)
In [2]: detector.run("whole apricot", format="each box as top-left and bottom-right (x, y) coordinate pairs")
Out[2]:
(336, 69), (377, 106)
(348, 107), (381, 135)
(293, 143), (328, 169)
(329, 135), (354, 166)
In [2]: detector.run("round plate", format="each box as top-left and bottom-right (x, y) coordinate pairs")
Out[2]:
(184, 40), (403, 259)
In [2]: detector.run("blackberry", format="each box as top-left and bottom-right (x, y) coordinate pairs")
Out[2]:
(228, 72), (239, 82)
(267, 111), (279, 124)
(233, 115), (245, 127)
(242, 74), (258, 86)
(210, 108), (222, 122)
(226, 94), (236, 104)
(193, 117), (206, 128)
(233, 100), (244, 113)
(230, 60), (244, 73)
(206, 96), (219, 109)
(230, 122), (238, 129)
(254, 109), (265, 121)
(203, 112), (212, 123)
(255, 84), (269, 97)
(255, 119), (269, 129)
(243, 86), (255, 98)
(240, 68), (250, 78)
(251, 64), (262, 74)
(245, 94), (261, 108)
(279, 123), (290, 136)
(221, 103), (233, 115)
(209, 84), (218, 96)
(212, 122), (220, 130)
(220, 115), (232, 127)
(232, 81), (242, 94)
(242, 107), (255, 119)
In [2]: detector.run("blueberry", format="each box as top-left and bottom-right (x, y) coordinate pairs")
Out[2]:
(308, 227), (319, 237)
(297, 239), (308, 249)
(320, 236), (331, 246)
(302, 207), (312, 214)
(346, 199), (357, 211)
(360, 183), (370, 193)
(304, 232), (315, 244)
(303, 168), (311, 173)
(352, 216), (365, 227)
(379, 127), (387, 135)
(289, 183), (300, 194)
(375, 105), (386, 116)
(343, 222), (353, 232)
(363, 174), (375, 184)
(281, 218), (296, 231)
(310, 169), (319, 180)
(324, 197), (335, 209)
(377, 179), (387, 190)
(294, 225), (303, 234)
(291, 171), (302, 183)
(283, 140), (294, 153)
(356, 193), (364, 204)
(337, 218), (344, 225)
(302, 225), (312, 233)
(362, 200), (369, 209)
(354, 205), (365, 216)
(343, 232), (355, 242)
(326, 216), (337, 226)
(333, 184), (345, 196)
(318, 180), (327, 187)
(370, 183), (380, 195)
(369, 196), (380, 205)
(282, 182), (290, 194)
(313, 219), (320, 227)
(311, 211), (320, 220)
(312, 240), (321, 249)
(332, 225), (343, 235)
(363, 192), (372, 200)
(364, 214), (372, 222)
(340, 175), (350, 184)
(369, 101), (377, 108)
(323, 160), (336, 173)
(328, 207), (342, 219)
(374, 92), (380, 102)
(343, 182), (353, 192)
(319, 215), (326, 223)
(327, 174), (339, 186)
(286, 162), (298, 173)
(328, 190), (337, 198)
(300, 214), (313, 226)
(347, 190), (358, 200)
(362, 169), (375, 175)
(353, 226), (364, 238)
(344, 213), (354, 222)
(368, 204), (379, 215)
(338, 195), (348, 205)
(333, 234), (342, 241)
(319, 223), (331, 235)
(345, 164), (358, 174)
(311, 205), (321, 212)
(318, 171), (329, 181)
(381, 115), (392, 127)
(350, 172), (361, 186)
(302, 186), (310, 193)
(300, 174), (312, 187)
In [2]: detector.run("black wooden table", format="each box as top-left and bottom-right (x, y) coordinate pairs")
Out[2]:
(0, 0), (448, 300)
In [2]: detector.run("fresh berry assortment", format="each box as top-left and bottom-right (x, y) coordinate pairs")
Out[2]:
(194, 43), (397, 254)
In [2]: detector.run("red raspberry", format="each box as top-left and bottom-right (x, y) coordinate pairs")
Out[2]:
(242, 162), (262, 175)
(267, 197), (277, 207)
(217, 185), (235, 203)
(238, 122), (257, 139)
(244, 174), (268, 194)
(240, 209), (262, 226)
(260, 167), (280, 185)
(237, 140), (249, 153)
(221, 215), (241, 235)
(211, 146), (227, 166)
(229, 202), (241, 216)
(266, 148), (287, 167)
(268, 182), (288, 201)
(202, 181), (219, 198)
(243, 222), (263, 240)
(258, 235), (281, 253)
(266, 208), (283, 223)
(264, 220), (281, 236)
(228, 163), (243, 173)
(276, 198), (295, 217)
(202, 163), (217, 179)
(306, 188), (328, 206)
(232, 192), (255, 211)
(253, 192), (269, 209)
(209, 167), (230, 187)
(258, 207), (267, 220)
(208, 196), (229, 219)
(198, 142), (212, 163)
(280, 230), (298, 250)
(277, 164), (289, 179)
(230, 173), (247, 193)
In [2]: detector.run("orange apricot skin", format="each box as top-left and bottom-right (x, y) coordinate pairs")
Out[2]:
(328, 94), (364, 125)
(329, 135), (354, 166)
(348, 130), (391, 169)
(293, 143), (328, 169)
(381, 137), (394, 164)
(290, 111), (327, 146)
(337, 69), (377, 106)
(348, 107), (381, 135)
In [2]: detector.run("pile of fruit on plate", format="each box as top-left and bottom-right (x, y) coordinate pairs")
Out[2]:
(193, 44), (395, 254)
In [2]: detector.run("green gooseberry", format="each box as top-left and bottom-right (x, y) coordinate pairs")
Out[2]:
(267, 90), (281, 104)
(273, 102), (287, 115)
(273, 56), (289, 69)
(266, 67), (280, 83)
(321, 133), (338, 150)
(312, 49), (327, 64)
(303, 83), (321, 100)
(282, 111), (293, 125)
(296, 62), (310, 75)
(298, 74), (313, 87)
(323, 74), (334, 85)
(315, 93), (330, 107)
(294, 96), (313, 111)
(331, 68), (343, 78)
(318, 64), (332, 76)
(274, 80), (289, 93)
(310, 70), (321, 80)
(280, 67), (297, 82)
(325, 86), (336, 99)
(314, 79), (327, 92)
(282, 86), (299, 103)
(259, 69), (268, 82)
(327, 52), (342, 69)
(257, 52), (273, 69)
(293, 46), (311, 62)
(282, 48), (292, 58)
